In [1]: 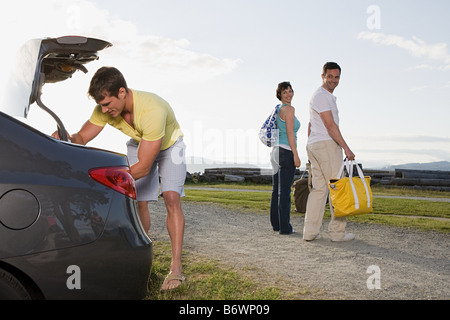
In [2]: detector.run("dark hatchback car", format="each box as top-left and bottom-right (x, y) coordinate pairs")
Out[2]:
(0, 36), (152, 299)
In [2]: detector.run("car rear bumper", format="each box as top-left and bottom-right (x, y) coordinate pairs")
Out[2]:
(3, 196), (153, 300)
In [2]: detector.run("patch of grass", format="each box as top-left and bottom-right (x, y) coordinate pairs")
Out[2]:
(371, 185), (450, 198)
(348, 213), (450, 233)
(185, 190), (271, 213)
(370, 197), (450, 218)
(186, 181), (273, 191)
(145, 242), (309, 300)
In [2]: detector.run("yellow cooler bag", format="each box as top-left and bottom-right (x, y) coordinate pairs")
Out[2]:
(329, 159), (373, 217)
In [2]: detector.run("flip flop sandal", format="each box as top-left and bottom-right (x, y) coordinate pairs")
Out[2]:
(161, 273), (186, 292)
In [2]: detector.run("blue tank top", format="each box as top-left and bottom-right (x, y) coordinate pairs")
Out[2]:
(277, 106), (300, 149)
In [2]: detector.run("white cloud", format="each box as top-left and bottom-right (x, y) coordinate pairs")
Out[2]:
(441, 81), (450, 89)
(68, 0), (241, 82)
(407, 64), (432, 70)
(409, 85), (429, 92)
(109, 36), (241, 82)
(357, 31), (450, 68)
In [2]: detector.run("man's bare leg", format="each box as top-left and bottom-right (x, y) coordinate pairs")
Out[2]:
(160, 191), (185, 291)
(138, 201), (150, 234)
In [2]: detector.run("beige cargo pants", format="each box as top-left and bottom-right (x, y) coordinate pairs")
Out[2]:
(303, 139), (347, 241)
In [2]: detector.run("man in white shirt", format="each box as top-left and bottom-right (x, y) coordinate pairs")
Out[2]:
(303, 62), (356, 242)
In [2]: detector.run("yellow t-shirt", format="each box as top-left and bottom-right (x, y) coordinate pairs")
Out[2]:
(89, 89), (183, 150)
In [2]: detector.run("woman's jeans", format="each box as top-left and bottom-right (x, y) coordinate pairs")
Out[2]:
(270, 147), (296, 234)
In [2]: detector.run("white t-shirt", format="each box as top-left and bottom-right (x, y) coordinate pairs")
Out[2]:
(307, 86), (340, 145)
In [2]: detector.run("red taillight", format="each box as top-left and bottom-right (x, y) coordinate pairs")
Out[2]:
(88, 167), (136, 199)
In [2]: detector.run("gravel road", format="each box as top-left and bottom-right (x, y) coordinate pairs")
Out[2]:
(148, 199), (449, 300)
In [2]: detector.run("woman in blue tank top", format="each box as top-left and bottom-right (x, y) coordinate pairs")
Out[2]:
(270, 82), (301, 235)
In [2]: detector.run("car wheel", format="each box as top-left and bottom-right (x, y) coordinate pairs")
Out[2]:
(0, 269), (32, 300)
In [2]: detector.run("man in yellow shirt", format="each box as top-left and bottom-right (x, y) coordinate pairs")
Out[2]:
(53, 67), (186, 291)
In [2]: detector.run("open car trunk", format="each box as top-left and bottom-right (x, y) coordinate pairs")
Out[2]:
(0, 36), (111, 141)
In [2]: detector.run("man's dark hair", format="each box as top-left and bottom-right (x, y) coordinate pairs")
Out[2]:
(88, 67), (129, 102)
(322, 62), (341, 76)
(276, 81), (293, 101)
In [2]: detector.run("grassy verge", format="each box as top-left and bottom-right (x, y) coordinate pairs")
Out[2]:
(185, 181), (450, 198)
(146, 242), (317, 300)
(183, 183), (450, 233)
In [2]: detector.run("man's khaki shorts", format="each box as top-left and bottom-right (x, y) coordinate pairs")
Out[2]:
(126, 137), (186, 202)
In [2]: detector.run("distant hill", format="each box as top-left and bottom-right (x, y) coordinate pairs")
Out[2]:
(382, 161), (450, 171)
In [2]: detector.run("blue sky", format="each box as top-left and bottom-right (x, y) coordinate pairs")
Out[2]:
(1, 0), (449, 170)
